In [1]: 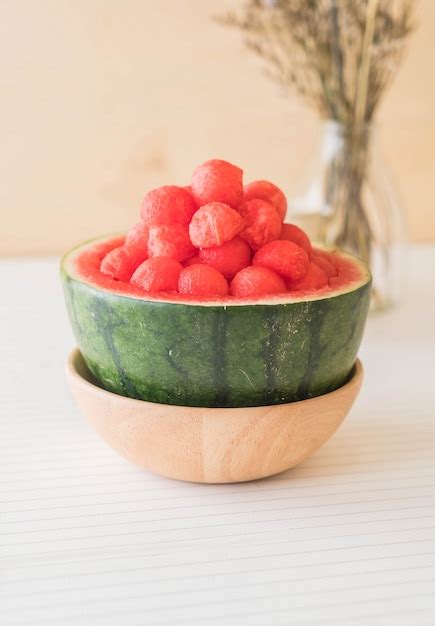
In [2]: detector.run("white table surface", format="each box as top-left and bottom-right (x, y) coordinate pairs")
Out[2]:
(1, 248), (434, 626)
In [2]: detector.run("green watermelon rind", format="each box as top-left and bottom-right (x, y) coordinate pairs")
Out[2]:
(61, 236), (372, 408)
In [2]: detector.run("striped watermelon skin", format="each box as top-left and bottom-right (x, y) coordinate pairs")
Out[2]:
(61, 240), (371, 408)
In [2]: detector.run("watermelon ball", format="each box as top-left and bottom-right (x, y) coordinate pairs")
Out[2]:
(148, 225), (195, 262)
(124, 221), (149, 252)
(289, 262), (328, 292)
(189, 202), (245, 248)
(183, 184), (199, 207)
(100, 246), (145, 282)
(178, 264), (229, 297)
(191, 159), (243, 208)
(312, 252), (337, 279)
(243, 180), (287, 221)
(130, 257), (182, 293)
(230, 265), (286, 298)
(253, 240), (309, 282)
(280, 223), (312, 257)
(239, 199), (282, 251)
(141, 185), (197, 226)
(198, 237), (251, 280)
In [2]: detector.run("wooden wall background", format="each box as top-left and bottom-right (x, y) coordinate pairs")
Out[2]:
(1, 0), (434, 255)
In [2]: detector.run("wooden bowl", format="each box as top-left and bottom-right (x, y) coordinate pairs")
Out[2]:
(66, 348), (363, 484)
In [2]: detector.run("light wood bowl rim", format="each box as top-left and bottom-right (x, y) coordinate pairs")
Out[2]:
(66, 347), (363, 413)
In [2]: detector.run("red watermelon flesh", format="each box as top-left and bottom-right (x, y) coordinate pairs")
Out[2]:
(124, 221), (149, 251)
(189, 202), (245, 248)
(280, 223), (312, 257)
(141, 186), (197, 226)
(178, 264), (229, 297)
(230, 265), (286, 298)
(148, 225), (195, 262)
(243, 180), (287, 221)
(191, 159), (243, 208)
(131, 257), (183, 293)
(87, 154), (370, 299)
(198, 237), (251, 280)
(239, 199), (282, 250)
(312, 252), (338, 278)
(77, 235), (366, 302)
(289, 262), (328, 292)
(100, 245), (146, 282)
(183, 254), (201, 266)
(253, 240), (310, 281)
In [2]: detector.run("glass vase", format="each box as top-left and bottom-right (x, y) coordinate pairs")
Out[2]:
(289, 121), (405, 311)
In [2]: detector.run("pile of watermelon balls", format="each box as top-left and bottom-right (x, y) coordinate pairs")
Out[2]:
(101, 159), (338, 298)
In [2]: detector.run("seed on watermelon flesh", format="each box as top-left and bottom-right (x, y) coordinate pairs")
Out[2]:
(198, 237), (251, 280)
(100, 245), (146, 282)
(239, 199), (282, 250)
(253, 239), (309, 281)
(280, 223), (312, 257)
(312, 252), (338, 278)
(230, 265), (286, 297)
(130, 257), (182, 292)
(189, 202), (245, 248)
(141, 185), (197, 226)
(191, 159), (243, 208)
(243, 180), (287, 221)
(147, 225), (195, 262)
(124, 221), (149, 252)
(289, 262), (328, 292)
(178, 264), (229, 297)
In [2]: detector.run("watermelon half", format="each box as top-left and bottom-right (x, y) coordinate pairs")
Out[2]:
(61, 235), (371, 408)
